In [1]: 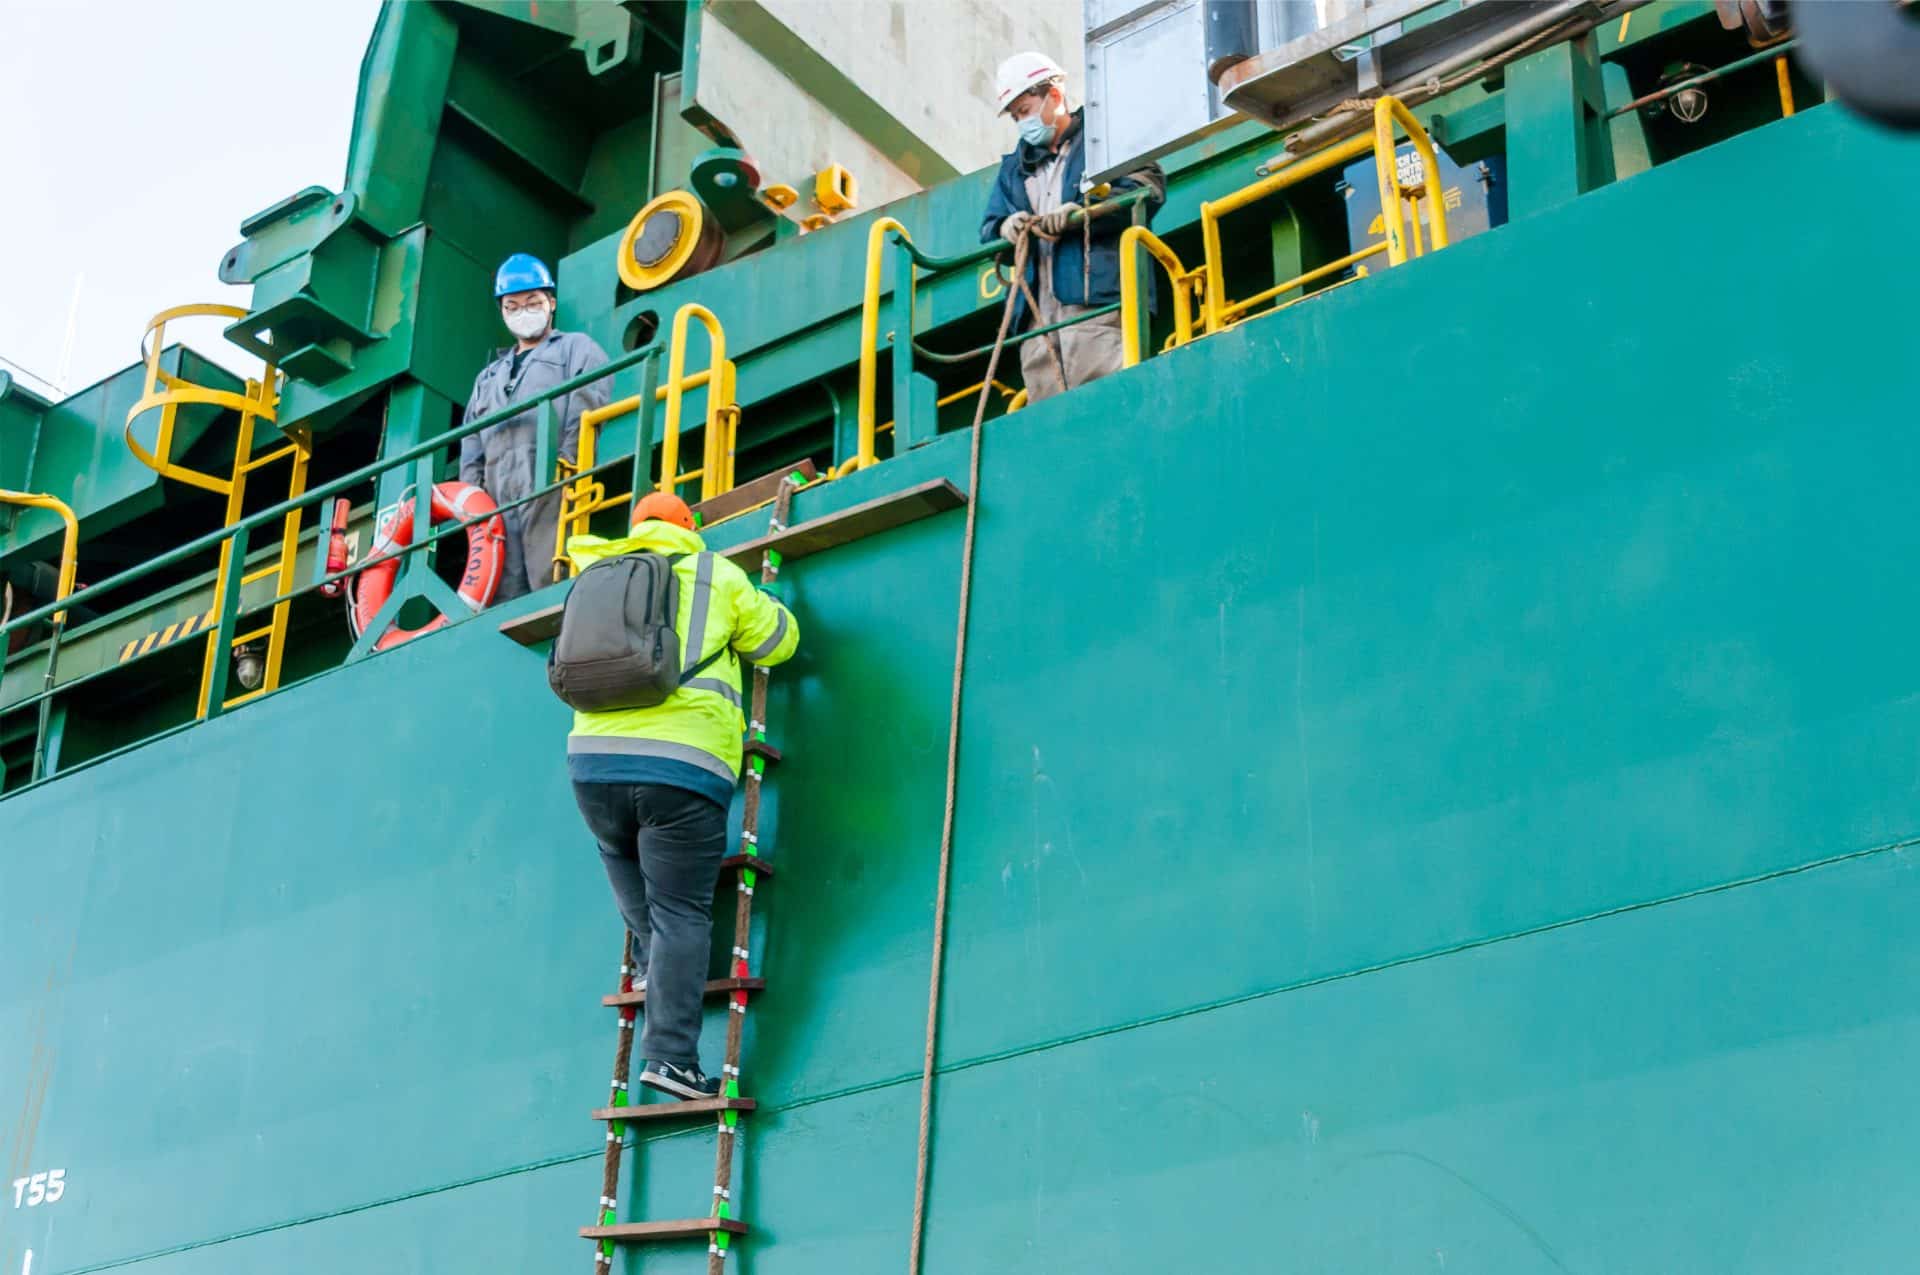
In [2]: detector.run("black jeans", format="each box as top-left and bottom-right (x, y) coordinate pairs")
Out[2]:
(572, 781), (728, 1067)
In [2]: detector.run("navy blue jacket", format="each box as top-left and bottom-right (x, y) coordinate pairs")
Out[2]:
(978, 109), (1165, 330)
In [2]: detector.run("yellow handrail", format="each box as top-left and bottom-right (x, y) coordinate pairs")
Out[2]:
(125, 304), (279, 494)
(855, 217), (911, 473)
(1221, 240), (1388, 325)
(663, 302), (734, 501)
(1373, 96), (1450, 266)
(124, 303), (310, 715)
(1119, 227), (1199, 368)
(1196, 94), (1450, 337)
(0, 490), (78, 624)
(876, 380), (1018, 435)
(1199, 132), (1376, 335)
(558, 303), (742, 557)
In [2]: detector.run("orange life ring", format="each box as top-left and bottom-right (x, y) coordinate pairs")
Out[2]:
(350, 481), (506, 652)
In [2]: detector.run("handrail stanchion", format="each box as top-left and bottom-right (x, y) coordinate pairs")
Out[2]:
(0, 490), (79, 783)
(554, 311), (738, 575)
(704, 358), (740, 499)
(200, 523), (250, 721)
(889, 238), (931, 450)
(259, 435), (312, 692)
(535, 396), (561, 541)
(1373, 96), (1450, 266)
(661, 302), (730, 501)
(1119, 227), (1196, 368)
(856, 217), (911, 472)
(0, 491), (78, 620)
(1194, 95), (1448, 333)
(628, 350), (660, 523)
(1198, 132), (1376, 334)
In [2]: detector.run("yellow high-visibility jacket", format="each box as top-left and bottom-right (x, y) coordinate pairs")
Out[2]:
(563, 521), (799, 805)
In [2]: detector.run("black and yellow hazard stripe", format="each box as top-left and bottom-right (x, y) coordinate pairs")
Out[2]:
(118, 610), (217, 664)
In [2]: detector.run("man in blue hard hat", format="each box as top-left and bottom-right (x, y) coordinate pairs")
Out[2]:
(458, 253), (612, 601)
(980, 51), (1164, 404)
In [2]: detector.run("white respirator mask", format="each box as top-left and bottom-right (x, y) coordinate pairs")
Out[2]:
(504, 305), (551, 340)
(1017, 115), (1054, 147)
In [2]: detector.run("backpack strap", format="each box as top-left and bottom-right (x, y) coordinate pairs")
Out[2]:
(678, 644), (728, 685)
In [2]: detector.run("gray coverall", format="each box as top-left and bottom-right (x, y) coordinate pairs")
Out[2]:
(458, 330), (611, 600)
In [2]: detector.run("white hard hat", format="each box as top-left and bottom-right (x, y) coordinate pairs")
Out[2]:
(994, 51), (1066, 114)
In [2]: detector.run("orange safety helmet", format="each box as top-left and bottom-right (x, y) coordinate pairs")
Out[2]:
(631, 491), (695, 530)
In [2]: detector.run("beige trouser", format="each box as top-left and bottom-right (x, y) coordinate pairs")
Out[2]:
(1018, 303), (1124, 404)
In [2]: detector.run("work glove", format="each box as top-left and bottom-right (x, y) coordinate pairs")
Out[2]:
(999, 210), (1034, 244)
(1034, 203), (1082, 238)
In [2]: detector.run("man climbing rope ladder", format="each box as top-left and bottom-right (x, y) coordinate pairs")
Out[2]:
(552, 491), (801, 1099)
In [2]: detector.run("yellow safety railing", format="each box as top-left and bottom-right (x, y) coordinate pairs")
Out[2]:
(854, 216), (911, 475)
(855, 196), (1157, 472)
(1194, 95), (1449, 338)
(664, 303), (739, 501)
(1200, 133), (1374, 334)
(0, 490), (78, 623)
(876, 380), (1020, 436)
(1119, 227), (1202, 369)
(1371, 96), (1450, 268)
(558, 302), (741, 556)
(828, 378), (1023, 482)
(1219, 241), (1389, 330)
(126, 304), (311, 715)
(0, 488), (79, 785)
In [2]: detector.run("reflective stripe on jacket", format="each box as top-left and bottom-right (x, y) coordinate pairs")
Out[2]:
(563, 521), (799, 805)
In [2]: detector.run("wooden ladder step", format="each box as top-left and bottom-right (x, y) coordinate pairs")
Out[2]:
(721, 853), (774, 877)
(718, 477), (964, 572)
(743, 738), (782, 765)
(582, 1218), (748, 1242)
(693, 459), (819, 529)
(593, 1096), (756, 1122)
(604, 976), (764, 1009)
(498, 478), (965, 648)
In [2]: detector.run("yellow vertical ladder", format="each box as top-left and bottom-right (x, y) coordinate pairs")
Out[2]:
(124, 304), (312, 715)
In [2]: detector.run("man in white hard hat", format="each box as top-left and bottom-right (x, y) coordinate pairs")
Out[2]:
(979, 51), (1164, 403)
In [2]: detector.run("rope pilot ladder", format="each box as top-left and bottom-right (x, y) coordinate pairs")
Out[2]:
(581, 474), (801, 1272)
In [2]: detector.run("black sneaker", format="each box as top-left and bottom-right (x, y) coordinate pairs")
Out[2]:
(639, 1060), (721, 1101)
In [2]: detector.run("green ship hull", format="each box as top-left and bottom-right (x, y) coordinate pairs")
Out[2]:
(6, 3), (1920, 1271)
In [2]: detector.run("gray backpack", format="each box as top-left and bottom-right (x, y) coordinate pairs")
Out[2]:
(547, 552), (723, 712)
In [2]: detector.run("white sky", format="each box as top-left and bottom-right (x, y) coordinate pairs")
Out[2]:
(0, 0), (382, 397)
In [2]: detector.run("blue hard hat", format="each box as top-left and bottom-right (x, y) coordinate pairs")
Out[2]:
(494, 253), (556, 298)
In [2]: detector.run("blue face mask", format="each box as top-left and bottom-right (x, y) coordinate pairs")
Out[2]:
(1017, 113), (1054, 147)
